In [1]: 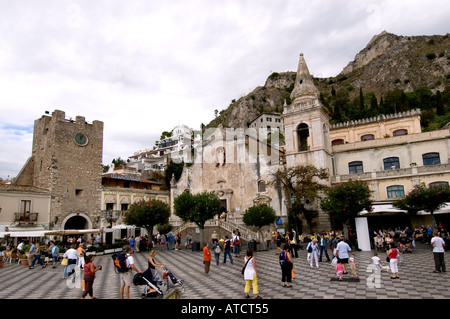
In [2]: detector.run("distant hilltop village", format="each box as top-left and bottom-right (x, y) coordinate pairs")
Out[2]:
(1, 32), (449, 244)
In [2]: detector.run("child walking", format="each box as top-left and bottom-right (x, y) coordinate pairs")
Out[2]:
(336, 262), (344, 280)
(349, 257), (359, 279)
(370, 252), (381, 272)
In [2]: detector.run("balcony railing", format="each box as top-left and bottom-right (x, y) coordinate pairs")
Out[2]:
(101, 210), (127, 219)
(14, 213), (39, 223)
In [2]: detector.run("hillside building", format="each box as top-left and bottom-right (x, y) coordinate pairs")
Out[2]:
(127, 124), (194, 173)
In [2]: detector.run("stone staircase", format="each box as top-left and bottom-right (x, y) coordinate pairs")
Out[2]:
(172, 219), (260, 242)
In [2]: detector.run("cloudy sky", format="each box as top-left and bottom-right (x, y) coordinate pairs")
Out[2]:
(0, 0), (449, 179)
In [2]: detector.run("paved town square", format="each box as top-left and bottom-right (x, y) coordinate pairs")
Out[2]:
(0, 243), (448, 300)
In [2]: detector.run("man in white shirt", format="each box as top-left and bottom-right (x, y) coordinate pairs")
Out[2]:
(135, 235), (141, 253)
(335, 237), (352, 274)
(431, 231), (446, 273)
(120, 246), (142, 299)
(62, 244), (79, 278)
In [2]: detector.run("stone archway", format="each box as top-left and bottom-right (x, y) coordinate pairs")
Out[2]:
(61, 212), (93, 230)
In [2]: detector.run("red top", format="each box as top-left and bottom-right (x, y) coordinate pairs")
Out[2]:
(389, 249), (398, 259)
(203, 247), (211, 262)
(84, 262), (95, 275)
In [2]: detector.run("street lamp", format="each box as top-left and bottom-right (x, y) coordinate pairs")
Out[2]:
(283, 194), (306, 207)
(103, 210), (117, 228)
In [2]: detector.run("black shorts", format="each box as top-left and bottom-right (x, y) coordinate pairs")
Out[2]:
(338, 257), (348, 264)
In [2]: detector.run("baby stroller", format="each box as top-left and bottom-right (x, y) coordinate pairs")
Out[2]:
(133, 268), (165, 299)
(162, 267), (185, 293)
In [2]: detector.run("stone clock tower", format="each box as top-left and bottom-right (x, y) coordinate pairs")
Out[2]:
(16, 110), (104, 230)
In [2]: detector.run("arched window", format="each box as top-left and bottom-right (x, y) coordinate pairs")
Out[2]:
(383, 157), (400, 170)
(387, 185), (405, 198)
(422, 152), (440, 166)
(332, 139), (345, 145)
(258, 180), (266, 192)
(348, 161), (363, 174)
(393, 129), (408, 136)
(361, 134), (375, 141)
(297, 123), (309, 151)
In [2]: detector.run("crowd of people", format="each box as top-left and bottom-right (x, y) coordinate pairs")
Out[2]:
(1, 222), (448, 299)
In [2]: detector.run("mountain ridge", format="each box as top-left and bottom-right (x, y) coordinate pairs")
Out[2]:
(206, 31), (450, 130)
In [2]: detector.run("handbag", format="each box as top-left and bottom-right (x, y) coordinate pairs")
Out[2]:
(242, 257), (252, 275)
(61, 258), (68, 266)
(331, 257), (338, 267)
(386, 256), (390, 262)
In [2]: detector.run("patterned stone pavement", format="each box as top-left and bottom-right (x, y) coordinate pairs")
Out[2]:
(0, 243), (449, 300)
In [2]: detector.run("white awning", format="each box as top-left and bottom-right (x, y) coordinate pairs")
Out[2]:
(359, 203), (407, 216)
(111, 224), (134, 229)
(359, 202), (450, 216)
(418, 202), (450, 215)
(44, 229), (103, 236)
(0, 228), (114, 238)
(0, 230), (48, 238)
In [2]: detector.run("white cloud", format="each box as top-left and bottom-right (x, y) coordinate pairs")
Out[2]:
(1, 0), (449, 178)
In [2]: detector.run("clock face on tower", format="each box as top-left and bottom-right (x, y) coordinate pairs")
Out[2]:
(74, 133), (88, 146)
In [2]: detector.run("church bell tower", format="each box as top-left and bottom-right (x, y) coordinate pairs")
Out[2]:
(282, 53), (332, 170)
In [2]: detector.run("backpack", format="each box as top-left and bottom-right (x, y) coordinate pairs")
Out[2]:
(214, 244), (221, 254)
(112, 253), (129, 273)
(279, 250), (287, 265)
(51, 246), (59, 256)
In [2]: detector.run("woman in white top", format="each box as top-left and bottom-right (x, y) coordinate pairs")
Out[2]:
(307, 239), (320, 269)
(243, 249), (261, 299)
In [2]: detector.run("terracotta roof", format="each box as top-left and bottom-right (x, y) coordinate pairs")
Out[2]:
(129, 150), (158, 158)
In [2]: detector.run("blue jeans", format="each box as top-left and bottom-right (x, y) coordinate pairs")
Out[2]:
(223, 249), (233, 263)
(31, 254), (44, 267)
(234, 244), (241, 256)
(62, 259), (77, 278)
(319, 246), (330, 261)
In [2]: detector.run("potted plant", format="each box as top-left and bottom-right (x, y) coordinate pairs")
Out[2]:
(19, 253), (29, 266)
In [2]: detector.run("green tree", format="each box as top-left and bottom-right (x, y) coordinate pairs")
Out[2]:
(359, 87), (365, 111)
(270, 165), (329, 233)
(164, 160), (184, 189)
(124, 199), (171, 247)
(112, 157), (125, 168)
(173, 191), (222, 244)
(243, 204), (277, 250)
(436, 90), (445, 116)
(393, 183), (450, 226)
(160, 131), (172, 140)
(369, 93), (379, 114)
(157, 222), (173, 235)
(321, 180), (372, 238)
